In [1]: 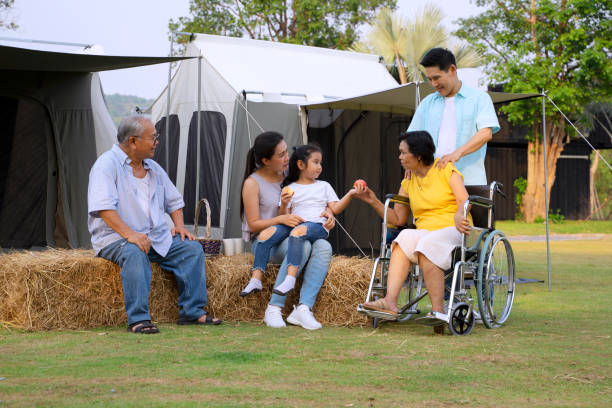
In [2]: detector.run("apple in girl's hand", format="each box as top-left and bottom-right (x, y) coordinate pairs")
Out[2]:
(353, 179), (367, 189)
(282, 186), (294, 196)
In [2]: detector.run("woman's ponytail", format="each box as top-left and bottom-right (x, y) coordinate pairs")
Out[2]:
(240, 131), (285, 216)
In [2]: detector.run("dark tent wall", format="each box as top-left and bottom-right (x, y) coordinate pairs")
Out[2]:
(0, 70), (98, 248)
(0, 45), (192, 249)
(153, 114), (180, 184)
(0, 96), (50, 247)
(183, 111), (227, 227)
(308, 110), (410, 253)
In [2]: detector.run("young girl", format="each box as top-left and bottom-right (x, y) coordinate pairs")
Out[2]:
(240, 143), (362, 297)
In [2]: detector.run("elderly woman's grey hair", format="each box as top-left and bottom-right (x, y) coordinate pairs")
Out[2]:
(117, 115), (152, 144)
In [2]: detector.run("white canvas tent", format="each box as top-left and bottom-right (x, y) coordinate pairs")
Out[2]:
(0, 44), (188, 248)
(149, 33), (399, 239)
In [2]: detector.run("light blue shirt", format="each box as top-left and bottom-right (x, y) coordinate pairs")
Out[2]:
(88, 144), (185, 256)
(407, 82), (500, 185)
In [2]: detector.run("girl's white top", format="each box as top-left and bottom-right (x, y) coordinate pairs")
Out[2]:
(285, 180), (339, 224)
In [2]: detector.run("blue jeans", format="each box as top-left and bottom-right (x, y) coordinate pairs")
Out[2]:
(98, 235), (208, 325)
(252, 224), (292, 272)
(287, 222), (328, 268)
(251, 236), (332, 310)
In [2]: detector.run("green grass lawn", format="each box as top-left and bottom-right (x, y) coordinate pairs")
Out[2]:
(497, 220), (612, 236)
(1, 239), (611, 407)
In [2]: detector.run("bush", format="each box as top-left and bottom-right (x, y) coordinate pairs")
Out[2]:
(513, 177), (527, 220)
(534, 209), (565, 224)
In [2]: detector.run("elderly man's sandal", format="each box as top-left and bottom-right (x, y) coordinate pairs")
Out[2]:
(127, 320), (159, 334)
(177, 314), (222, 325)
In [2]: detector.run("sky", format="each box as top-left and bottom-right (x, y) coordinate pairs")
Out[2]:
(2, 0), (489, 99)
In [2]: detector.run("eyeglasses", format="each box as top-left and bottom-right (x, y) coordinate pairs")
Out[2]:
(134, 133), (160, 143)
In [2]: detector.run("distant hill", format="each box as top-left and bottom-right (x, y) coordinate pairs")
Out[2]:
(104, 94), (155, 126)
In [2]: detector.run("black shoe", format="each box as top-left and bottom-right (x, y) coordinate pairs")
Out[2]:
(239, 287), (262, 297)
(272, 287), (293, 296)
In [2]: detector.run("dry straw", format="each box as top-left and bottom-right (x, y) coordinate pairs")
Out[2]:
(0, 249), (372, 331)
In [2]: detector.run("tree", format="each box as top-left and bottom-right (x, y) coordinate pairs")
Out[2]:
(455, 0), (612, 221)
(353, 4), (481, 84)
(580, 102), (612, 219)
(0, 0), (18, 31)
(353, 8), (410, 83)
(168, 0), (396, 51)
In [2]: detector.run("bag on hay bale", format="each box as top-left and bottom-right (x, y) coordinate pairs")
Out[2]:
(194, 198), (222, 257)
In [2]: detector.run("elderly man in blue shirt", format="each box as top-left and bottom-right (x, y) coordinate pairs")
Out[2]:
(408, 48), (500, 186)
(88, 115), (221, 334)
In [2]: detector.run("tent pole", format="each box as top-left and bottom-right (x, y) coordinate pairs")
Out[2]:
(196, 55), (202, 227)
(165, 34), (173, 174)
(415, 64), (420, 108)
(542, 90), (551, 291)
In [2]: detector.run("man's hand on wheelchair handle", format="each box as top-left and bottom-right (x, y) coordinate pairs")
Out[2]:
(454, 211), (471, 234)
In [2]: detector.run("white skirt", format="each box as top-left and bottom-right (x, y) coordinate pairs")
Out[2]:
(392, 226), (462, 271)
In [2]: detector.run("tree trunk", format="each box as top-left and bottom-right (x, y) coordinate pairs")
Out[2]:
(520, 121), (566, 222)
(395, 54), (407, 84)
(589, 150), (602, 219)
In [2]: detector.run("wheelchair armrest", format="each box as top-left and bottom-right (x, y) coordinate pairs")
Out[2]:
(386, 222), (416, 231)
(384, 194), (410, 205)
(468, 195), (493, 208)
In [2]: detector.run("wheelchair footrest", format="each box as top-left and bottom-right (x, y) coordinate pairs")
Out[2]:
(356, 304), (397, 321)
(415, 312), (449, 326)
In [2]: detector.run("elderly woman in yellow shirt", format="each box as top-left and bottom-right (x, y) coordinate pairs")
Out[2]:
(356, 130), (471, 331)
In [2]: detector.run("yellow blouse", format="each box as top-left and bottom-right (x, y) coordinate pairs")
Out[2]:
(400, 159), (471, 231)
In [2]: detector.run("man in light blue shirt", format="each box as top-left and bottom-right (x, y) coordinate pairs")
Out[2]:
(408, 48), (500, 185)
(88, 115), (221, 333)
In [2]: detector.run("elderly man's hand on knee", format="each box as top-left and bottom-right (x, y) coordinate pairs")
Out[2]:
(127, 231), (151, 253)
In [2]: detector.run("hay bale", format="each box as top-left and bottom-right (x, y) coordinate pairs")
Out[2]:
(0, 249), (372, 330)
(0, 249), (180, 330)
(205, 254), (372, 327)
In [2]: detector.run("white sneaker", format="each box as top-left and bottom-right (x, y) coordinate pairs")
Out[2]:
(473, 310), (483, 324)
(264, 305), (286, 328)
(286, 304), (322, 330)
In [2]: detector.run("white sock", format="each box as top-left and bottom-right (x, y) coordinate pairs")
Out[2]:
(274, 275), (296, 294)
(241, 277), (262, 294)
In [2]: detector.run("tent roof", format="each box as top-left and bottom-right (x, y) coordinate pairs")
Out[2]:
(302, 82), (542, 114)
(187, 34), (398, 102)
(0, 44), (192, 72)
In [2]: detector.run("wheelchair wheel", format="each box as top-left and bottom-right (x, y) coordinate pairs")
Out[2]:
(477, 231), (515, 329)
(371, 317), (379, 329)
(448, 302), (474, 336)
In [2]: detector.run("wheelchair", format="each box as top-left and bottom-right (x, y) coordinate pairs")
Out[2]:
(357, 181), (516, 335)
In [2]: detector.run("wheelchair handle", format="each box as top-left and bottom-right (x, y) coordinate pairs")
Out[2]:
(384, 194), (410, 205)
(495, 183), (507, 199)
(489, 181), (506, 199)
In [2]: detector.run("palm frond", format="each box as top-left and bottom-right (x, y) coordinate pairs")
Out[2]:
(403, 3), (448, 81)
(451, 42), (482, 68)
